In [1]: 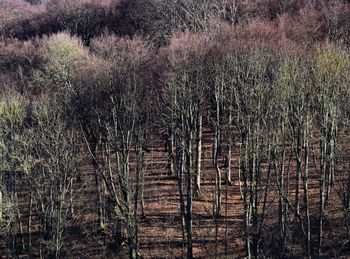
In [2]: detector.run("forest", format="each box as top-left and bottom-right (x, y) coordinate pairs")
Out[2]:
(1, 0), (350, 258)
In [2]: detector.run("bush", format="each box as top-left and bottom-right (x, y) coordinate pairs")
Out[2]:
(35, 32), (88, 91)
(313, 44), (350, 89)
(90, 33), (152, 77)
(0, 38), (42, 73)
(0, 37), (43, 93)
(0, 0), (52, 39)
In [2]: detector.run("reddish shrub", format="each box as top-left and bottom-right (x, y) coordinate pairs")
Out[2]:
(207, 18), (303, 56)
(90, 33), (152, 74)
(161, 30), (212, 70)
(0, 37), (44, 93)
(0, 38), (42, 70)
(0, 0), (49, 38)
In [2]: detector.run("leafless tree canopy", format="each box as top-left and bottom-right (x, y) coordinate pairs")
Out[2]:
(1, 0), (350, 258)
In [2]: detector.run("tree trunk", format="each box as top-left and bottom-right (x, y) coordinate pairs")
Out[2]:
(186, 130), (193, 259)
(252, 125), (259, 258)
(227, 110), (233, 184)
(214, 124), (221, 217)
(167, 127), (175, 175)
(242, 133), (251, 259)
(27, 192), (33, 255)
(285, 146), (293, 250)
(227, 141), (232, 185)
(303, 115), (311, 259)
(134, 147), (144, 255)
(176, 132), (186, 252)
(213, 80), (221, 217)
(15, 192), (25, 251)
(140, 161), (146, 218)
(0, 190), (2, 224)
(326, 113), (336, 202)
(195, 113), (202, 196)
(70, 177), (74, 217)
(92, 148), (105, 229)
(319, 113), (328, 257)
(295, 127), (302, 217)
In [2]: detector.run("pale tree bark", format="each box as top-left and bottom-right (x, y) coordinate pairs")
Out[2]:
(226, 109), (233, 185)
(318, 107), (328, 257)
(295, 126), (302, 217)
(303, 114), (311, 259)
(175, 132), (187, 252)
(185, 128), (193, 259)
(167, 126), (175, 175)
(242, 131), (251, 259)
(195, 113), (202, 196)
(0, 190), (2, 227)
(213, 73), (223, 218)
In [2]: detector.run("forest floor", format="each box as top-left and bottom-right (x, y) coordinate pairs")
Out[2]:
(2, 128), (350, 258)
(65, 128), (246, 258)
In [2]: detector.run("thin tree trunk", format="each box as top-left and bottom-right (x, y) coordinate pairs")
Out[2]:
(214, 124), (221, 217)
(195, 113), (202, 196)
(278, 145), (285, 242)
(261, 141), (273, 235)
(303, 115), (311, 259)
(284, 145), (293, 250)
(95, 171), (104, 229)
(214, 80), (221, 217)
(15, 192), (25, 251)
(0, 190), (2, 225)
(252, 124), (259, 258)
(243, 133), (251, 259)
(326, 113), (336, 202)
(70, 177), (74, 217)
(167, 127), (175, 175)
(140, 161), (146, 218)
(227, 142), (232, 185)
(227, 111), (233, 184)
(186, 130), (193, 259)
(238, 141), (243, 199)
(319, 112), (328, 257)
(134, 147), (143, 255)
(176, 127), (186, 253)
(225, 170), (228, 254)
(92, 148), (104, 229)
(295, 127), (302, 217)
(27, 193), (33, 256)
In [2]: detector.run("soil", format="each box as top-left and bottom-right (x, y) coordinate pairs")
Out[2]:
(1, 127), (350, 258)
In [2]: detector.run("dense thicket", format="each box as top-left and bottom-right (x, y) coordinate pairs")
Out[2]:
(1, 0), (350, 258)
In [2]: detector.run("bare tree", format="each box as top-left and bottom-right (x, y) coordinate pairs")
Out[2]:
(160, 31), (210, 258)
(313, 44), (350, 256)
(20, 96), (81, 259)
(74, 34), (153, 258)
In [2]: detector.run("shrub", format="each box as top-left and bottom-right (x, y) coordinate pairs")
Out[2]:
(0, 37), (43, 93)
(35, 32), (88, 91)
(0, 0), (52, 39)
(313, 44), (350, 89)
(0, 38), (42, 73)
(90, 33), (152, 78)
